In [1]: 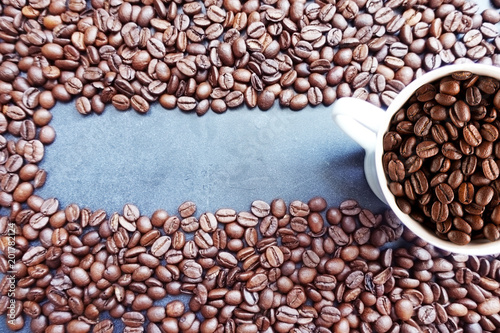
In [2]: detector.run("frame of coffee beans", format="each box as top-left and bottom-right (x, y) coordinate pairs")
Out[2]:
(1, 0), (500, 331)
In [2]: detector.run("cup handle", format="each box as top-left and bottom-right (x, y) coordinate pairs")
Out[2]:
(331, 97), (386, 152)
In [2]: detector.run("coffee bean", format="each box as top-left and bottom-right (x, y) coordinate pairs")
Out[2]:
(237, 211), (258, 227)
(463, 124), (482, 147)
(178, 201), (196, 218)
(475, 186), (494, 206)
(150, 236), (171, 257)
(130, 95), (150, 113)
(414, 116), (432, 137)
(225, 91), (244, 108)
(215, 251), (237, 268)
(448, 230), (472, 245)
(265, 246), (284, 268)
(287, 94), (306, 111)
(257, 90), (274, 111)
(250, 200), (270, 218)
(416, 141), (439, 158)
(180, 216), (199, 233)
(246, 273), (268, 292)
(111, 94), (130, 111)
(483, 157), (500, 180)
(177, 96), (197, 112)
(435, 183), (454, 204)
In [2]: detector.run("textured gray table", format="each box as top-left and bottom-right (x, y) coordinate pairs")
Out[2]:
(37, 102), (385, 216)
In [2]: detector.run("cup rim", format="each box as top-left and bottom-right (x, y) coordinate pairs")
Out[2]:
(374, 64), (500, 255)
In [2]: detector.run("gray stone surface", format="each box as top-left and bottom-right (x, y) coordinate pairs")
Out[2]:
(36, 102), (385, 215)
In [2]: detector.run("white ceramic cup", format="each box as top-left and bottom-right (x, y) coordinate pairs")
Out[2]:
(332, 64), (500, 255)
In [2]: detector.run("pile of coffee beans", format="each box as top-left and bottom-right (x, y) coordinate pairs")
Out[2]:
(383, 71), (500, 245)
(0, 0), (499, 115)
(2, 197), (500, 333)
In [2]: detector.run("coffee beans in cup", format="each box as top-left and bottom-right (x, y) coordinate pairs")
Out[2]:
(383, 71), (500, 245)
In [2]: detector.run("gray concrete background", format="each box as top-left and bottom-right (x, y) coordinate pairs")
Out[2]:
(36, 102), (385, 216)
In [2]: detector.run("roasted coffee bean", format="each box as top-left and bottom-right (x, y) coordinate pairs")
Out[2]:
(435, 183), (454, 204)
(130, 95), (150, 113)
(177, 96), (197, 112)
(257, 90), (275, 111)
(265, 246), (284, 268)
(480, 124), (498, 142)
(463, 124), (482, 147)
(383, 132), (402, 151)
(483, 157), (500, 180)
(416, 141), (439, 158)
(414, 116), (432, 136)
